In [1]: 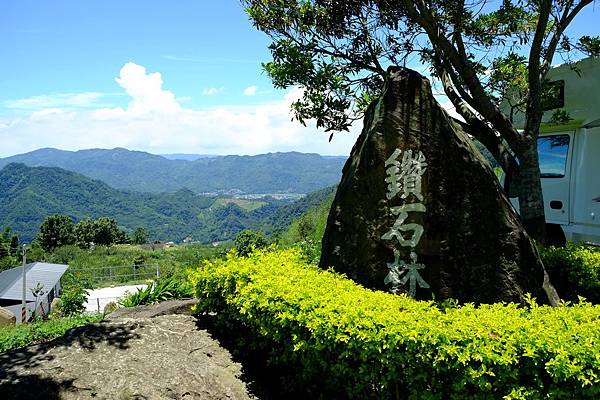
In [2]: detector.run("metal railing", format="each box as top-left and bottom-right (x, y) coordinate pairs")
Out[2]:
(68, 264), (161, 282)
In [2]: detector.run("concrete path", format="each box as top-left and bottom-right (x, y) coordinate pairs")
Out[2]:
(84, 284), (147, 313)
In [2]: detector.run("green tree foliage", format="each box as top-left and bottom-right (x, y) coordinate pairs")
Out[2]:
(73, 217), (123, 248)
(243, 0), (597, 243)
(234, 230), (268, 257)
(131, 227), (149, 245)
(73, 218), (97, 249)
(37, 214), (75, 252)
(92, 217), (121, 246)
(0, 226), (20, 271)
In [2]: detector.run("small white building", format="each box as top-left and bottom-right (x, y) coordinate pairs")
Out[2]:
(0, 262), (68, 324)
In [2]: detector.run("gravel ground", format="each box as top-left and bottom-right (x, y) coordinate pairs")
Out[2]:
(0, 300), (255, 400)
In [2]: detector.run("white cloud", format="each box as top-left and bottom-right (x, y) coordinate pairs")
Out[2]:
(4, 92), (113, 110)
(202, 87), (224, 96)
(113, 62), (181, 115)
(0, 63), (359, 157)
(243, 85), (258, 96)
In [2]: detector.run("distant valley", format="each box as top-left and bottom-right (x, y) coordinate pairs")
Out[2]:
(0, 162), (336, 243)
(0, 148), (346, 195)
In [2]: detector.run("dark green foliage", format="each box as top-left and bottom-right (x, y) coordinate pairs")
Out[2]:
(233, 230), (268, 257)
(37, 214), (75, 252)
(131, 227), (149, 245)
(191, 249), (600, 400)
(0, 148), (345, 194)
(540, 243), (600, 303)
(72, 217), (124, 248)
(0, 226), (20, 272)
(0, 314), (102, 353)
(90, 217), (120, 246)
(0, 163), (336, 243)
(576, 35), (600, 56)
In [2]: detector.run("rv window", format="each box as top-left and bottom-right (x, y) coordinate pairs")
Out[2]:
(538, 135), (569, 178)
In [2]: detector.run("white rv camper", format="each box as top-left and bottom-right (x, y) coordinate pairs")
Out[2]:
(505, 56), (600, 246)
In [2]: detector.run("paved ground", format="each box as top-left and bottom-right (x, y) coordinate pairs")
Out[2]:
(0, 300), (255, 400)
(84, 284), (147, 313)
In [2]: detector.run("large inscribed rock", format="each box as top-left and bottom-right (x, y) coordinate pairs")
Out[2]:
(320, 67), (557, 304)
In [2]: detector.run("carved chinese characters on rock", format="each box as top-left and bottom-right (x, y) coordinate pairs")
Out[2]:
(382, 149), (429, 297)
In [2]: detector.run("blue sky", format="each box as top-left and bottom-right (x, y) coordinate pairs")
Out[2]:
(1, 1), (279, 108)
(0, 1), (598, 157)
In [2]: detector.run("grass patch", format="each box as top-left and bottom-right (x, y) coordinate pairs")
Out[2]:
(0, 314), (102, 353)
(46, 243), (225, 288)
(212, 197), (267, 211)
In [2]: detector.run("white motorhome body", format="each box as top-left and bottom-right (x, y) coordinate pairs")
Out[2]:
(507, 57), (600, 246)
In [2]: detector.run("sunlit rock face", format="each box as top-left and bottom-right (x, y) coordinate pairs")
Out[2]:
(320, 67), (555, 304)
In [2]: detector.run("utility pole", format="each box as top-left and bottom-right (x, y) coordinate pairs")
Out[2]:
(21, 244), (27, 324)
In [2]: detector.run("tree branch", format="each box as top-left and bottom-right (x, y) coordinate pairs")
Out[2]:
(403, 0), (525, 152)
(435, 54), (518, 175)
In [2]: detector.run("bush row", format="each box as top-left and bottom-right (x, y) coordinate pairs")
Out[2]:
(540, 243), (600, 303)
(190, 249), (600, 400)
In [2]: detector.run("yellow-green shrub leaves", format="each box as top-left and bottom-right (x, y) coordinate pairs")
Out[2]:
(189, 249), (600, 399)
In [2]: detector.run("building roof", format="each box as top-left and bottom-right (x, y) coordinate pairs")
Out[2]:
(0, 262), (68, 301)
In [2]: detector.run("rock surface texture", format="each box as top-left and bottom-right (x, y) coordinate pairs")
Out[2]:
(0, 300), (254, 400)
(320, 67), (557, 304)
(0, 306), (16, 327)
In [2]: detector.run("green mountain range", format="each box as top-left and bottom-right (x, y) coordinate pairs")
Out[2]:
(0, 163), (336, 243)
(0, 148), (346, 194)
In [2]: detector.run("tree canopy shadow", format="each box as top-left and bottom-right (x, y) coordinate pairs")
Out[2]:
(0, 321), (141, 400)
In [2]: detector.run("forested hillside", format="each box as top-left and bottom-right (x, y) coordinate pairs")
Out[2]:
(0, 148), (346, 194)
(0, 163), (336, 243)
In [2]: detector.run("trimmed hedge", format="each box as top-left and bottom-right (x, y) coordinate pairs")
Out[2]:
(540, 243), (600, 303)
(190, 249), (600, 400)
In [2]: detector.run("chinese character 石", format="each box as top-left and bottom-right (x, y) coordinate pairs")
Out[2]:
(385, 149), (427, 201)
(381, 203), (426, 248)
(384, 251), (429, 297)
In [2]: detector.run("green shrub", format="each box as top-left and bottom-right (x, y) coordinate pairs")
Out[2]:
(233, 229), (268, 257)
(0, 314), (102, 353)
(190, 249), (600, 400)
(59, 285), (88, 316)
(119, 276), (192, 308)
(540, 243), (600, 303)
(58, 271), (92, 316)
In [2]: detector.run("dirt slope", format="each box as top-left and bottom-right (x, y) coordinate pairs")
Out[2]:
(0, 300), (254, 400)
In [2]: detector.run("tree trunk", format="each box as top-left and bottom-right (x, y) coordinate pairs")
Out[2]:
(516, 138), (547, 245)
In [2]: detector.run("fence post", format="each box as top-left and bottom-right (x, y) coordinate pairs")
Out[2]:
(97, 298), (100, 313)
(156, 264), (159, 279)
